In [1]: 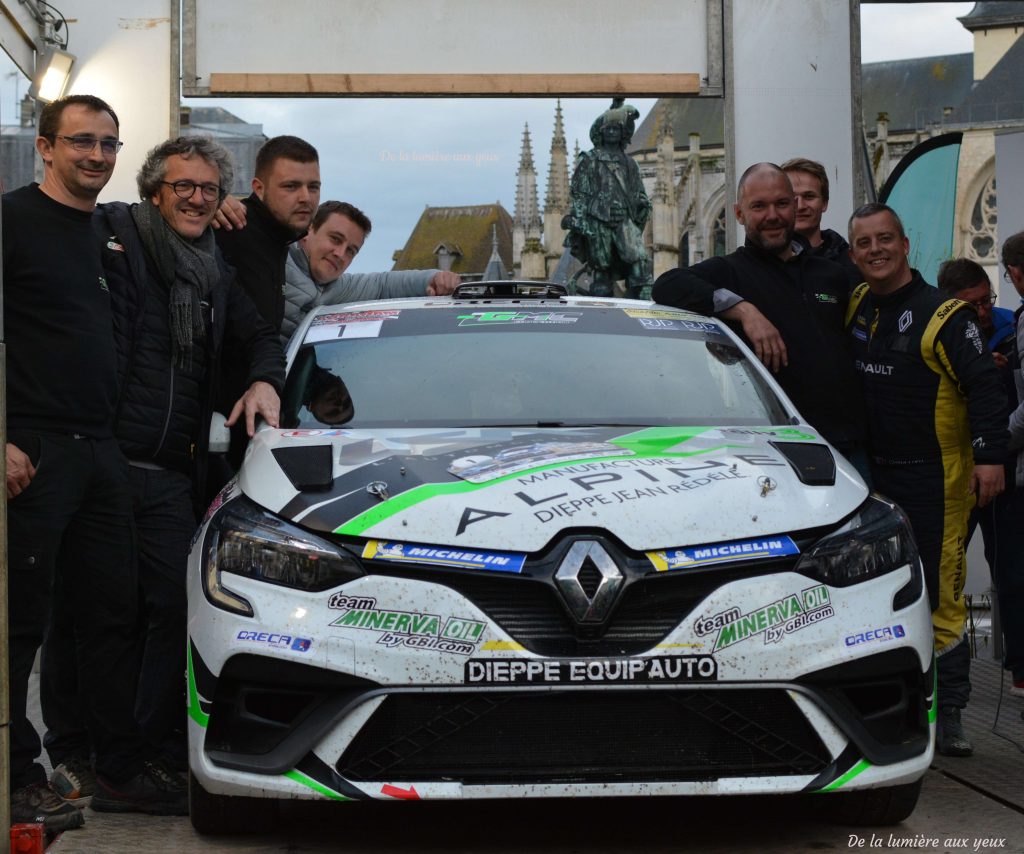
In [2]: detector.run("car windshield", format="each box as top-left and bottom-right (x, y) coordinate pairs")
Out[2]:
(281, 305), (789, 429)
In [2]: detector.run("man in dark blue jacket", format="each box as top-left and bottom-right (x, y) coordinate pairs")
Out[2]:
(42, 135), (285, 809)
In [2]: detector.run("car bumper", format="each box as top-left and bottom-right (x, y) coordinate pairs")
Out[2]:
(187, 558), (935, 801)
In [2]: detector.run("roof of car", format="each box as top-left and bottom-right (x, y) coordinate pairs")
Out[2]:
(305, 295), (710, 321)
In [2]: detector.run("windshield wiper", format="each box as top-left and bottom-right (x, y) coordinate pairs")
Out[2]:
(478, 421), (652, 428)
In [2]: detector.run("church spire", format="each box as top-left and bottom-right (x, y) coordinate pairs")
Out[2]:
(513, 122), (541, 266)
(544, 100), (570, 214)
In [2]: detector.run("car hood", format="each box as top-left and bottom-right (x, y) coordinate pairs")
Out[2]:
(238, 425), (867, 553)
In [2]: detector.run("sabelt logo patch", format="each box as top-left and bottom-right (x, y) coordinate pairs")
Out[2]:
(465, 655), (717, 685)
(362, 540), (525, 574)
(648, 535), (799, 572)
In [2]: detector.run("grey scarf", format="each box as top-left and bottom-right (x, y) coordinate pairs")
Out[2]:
(131, 200), (220, 369)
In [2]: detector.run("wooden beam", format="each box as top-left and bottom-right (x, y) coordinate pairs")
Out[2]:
(208, 72), (701, 97)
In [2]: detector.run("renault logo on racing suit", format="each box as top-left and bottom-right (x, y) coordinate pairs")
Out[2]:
(554, 540), (623, 623)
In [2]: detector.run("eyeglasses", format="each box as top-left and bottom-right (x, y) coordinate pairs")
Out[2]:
(965, 292), (996, 310)
(160, 180), (227, 203)
(55, 135), (123, 155)
(1004, 266), (1017, 283)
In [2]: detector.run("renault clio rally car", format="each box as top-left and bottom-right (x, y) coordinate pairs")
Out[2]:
(186, 283), (935, 833)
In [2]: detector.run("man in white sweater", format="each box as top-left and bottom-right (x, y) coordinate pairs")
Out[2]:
(281, 200), (460, 343)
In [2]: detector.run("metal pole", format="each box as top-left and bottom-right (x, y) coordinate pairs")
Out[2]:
(1, 226), (10, 854)
(721, 0), (737, 253)
(0, 49), (10, 848)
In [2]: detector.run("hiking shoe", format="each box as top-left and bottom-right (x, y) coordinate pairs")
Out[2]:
(91, 757), (188, 815)
(50, 755), (97, 809)
(11, 782), (86, 832)
(936, 707), (973, 757)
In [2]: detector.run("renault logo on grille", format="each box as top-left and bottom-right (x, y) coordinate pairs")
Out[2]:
(554, 541), (623, 623)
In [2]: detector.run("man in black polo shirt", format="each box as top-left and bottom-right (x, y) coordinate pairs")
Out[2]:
(652, 162), (865, 465)
(3, 95), (185, 831)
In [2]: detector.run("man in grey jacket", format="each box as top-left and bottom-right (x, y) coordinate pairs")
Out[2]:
(281, 200), (460, 343)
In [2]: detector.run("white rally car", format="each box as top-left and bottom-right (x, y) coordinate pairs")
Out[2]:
(186, 283), (934, 833)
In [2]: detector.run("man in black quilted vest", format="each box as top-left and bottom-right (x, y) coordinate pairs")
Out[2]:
(41, 135), (284, 811)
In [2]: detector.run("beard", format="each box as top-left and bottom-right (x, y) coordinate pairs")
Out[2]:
(748, 222), (794, 255)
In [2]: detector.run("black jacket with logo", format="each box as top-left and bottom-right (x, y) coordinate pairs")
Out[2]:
(652, 240), (865, 448)
(99, 201), (285, 480)
(845, 271), (1008, 466)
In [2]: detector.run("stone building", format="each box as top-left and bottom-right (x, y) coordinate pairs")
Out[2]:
(623, 1), (1024, 285)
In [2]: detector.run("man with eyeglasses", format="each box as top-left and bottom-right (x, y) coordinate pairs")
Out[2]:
(39, 136), (285, 813)
(936, 256), (1024, 702)
(937, 258), (1015, 368)
(2, 94), (184, 830)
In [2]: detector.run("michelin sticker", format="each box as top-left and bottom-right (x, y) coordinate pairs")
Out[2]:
(648, 535), (800, 572)
(449, 441), (634, 484)
(694, 584), (834, 651)
(844, 624), (905, 647)
(465, 655), (717, 685)
(361, 540), (525, 574)
(328, 595), (486, 655)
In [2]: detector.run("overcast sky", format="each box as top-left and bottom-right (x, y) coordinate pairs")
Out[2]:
(1, 2), (976, 271)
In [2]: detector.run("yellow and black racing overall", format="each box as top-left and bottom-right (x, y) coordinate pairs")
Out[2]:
(846, 272), (1008, 709)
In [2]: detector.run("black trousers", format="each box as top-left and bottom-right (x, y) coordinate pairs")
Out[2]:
(7, 433), (144, 789)
(873, 461), (973, 710)
(968, 484), (1024, 681)
(43, 466), (196, 770)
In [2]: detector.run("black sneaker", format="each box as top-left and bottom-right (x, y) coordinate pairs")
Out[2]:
(936, 706), (973, 757)
(50, 754), (97, 809)
(91, 757), (188, 815)
(11, 782), (86, 832)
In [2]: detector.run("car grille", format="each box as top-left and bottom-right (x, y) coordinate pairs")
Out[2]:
(367, 556), (800, 656)
(337, 688), (830, 784)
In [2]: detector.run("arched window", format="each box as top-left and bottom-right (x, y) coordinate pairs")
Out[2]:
(712, 209), (727, 257)
(965, 174), (997, 262)
(679, 231), (690, 267)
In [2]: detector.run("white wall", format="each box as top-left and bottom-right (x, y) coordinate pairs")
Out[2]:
(996, 128), (1024, 299)
(190, 0), (707, 86)
(726, 0), (856, 246)
(59, 1), (171, 203)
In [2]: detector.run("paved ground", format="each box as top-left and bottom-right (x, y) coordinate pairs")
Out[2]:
(29, 654), (1024, 853)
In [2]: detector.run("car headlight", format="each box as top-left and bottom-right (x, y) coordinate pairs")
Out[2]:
(795, 494), (919, 587)
(202, 496), (364, 615)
